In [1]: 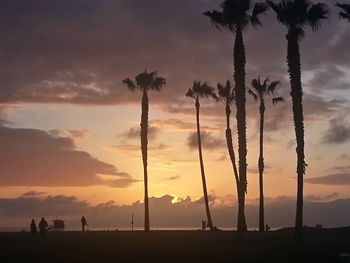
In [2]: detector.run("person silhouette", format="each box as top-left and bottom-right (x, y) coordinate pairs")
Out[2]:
(81, 216), (88, 232)
(30, 219), (37, 236)
(39, 217), (48, 236)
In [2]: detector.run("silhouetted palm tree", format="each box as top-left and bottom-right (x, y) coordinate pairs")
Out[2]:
(186, 81), (218, 231)
(267, 0), (328, 241)
(336, 3), (350, 21)
(123, 70), (166, 231)
(217, 81), (240, 224)
(248, 77), (284, 232)
(205, 0), (268, 236)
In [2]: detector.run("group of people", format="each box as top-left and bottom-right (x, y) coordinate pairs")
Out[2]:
(30, 218), (48, 236)
(30, 216), (88, 235)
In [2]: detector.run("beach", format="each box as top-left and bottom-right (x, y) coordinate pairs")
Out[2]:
(1, 227), (349, 263)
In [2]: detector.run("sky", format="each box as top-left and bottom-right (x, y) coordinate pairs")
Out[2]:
(0, 0), (350, 229)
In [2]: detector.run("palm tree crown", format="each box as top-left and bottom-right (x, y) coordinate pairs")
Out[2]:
(217, 80), (235, 105)
(267, 0), (329, 38)
(123, 70), (166, 93)
(186, 81), (218, 102)
(204, 0), (269, 31)
(336, 3), (350, 21)
(248, 77), (284, 104)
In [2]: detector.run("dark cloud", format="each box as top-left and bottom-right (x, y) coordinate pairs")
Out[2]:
(21, 191), (46, 198)
(307, 66), (349, 92)
(305, 193), (339, 202)
(0, 0), (347, 108)
(322, 117), (350, 144)
(0, 0), (228, 106)
(118, 126), (160, 141)
(1, 193), (350, 229)
(0, 124), (136, 187)
(187, 131), (225, 150)
(305, 173), (350, 185)
(164, 175), (181, 181)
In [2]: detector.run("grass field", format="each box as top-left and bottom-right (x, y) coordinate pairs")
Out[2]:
(1, 228), (349, 263)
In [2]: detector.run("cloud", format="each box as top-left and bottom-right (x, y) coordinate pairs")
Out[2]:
(307, 66), (349, 92)
(339, 153), (350, 160)
(49, 129), (91, 140)
(164, 175), (181, 181)
(110, 143), (168, 158)
(305, 173), (350, 185)
(187, 131), (225, 150)
(0, 0), (349, 139)
(1, 193), (350, 229)
(322, 117), (350, 144)
(0, 124), (136, 187)
(118, 126), (160, 141)
(21, 191), (46, 198)
(150, 119), (218, 132)
(305, 193), (339, 202)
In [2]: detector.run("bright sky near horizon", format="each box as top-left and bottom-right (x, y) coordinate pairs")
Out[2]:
(0, 0), (350, 225)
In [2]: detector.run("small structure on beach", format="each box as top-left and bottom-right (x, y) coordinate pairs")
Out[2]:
(48, 219), (65, 231)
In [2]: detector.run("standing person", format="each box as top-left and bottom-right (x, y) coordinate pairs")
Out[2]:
(39, 217), (48, 236)
(81, 216), (87, 232)
(30, 219), (37, 236)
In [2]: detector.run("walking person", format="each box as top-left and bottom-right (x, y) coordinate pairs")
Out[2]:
(30, 219), (37, 236)
(81, 216), (88, 232)
(39, 217), (48, 236)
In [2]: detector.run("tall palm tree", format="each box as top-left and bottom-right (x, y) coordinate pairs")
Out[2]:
(248, 76), (284, 232)
(216, 80), (240, 227)
(336, 3), (350, 21)
(123, 70), (166, 231)
(205, 0), (269, 236)
(267, 0), (329, 241)
(186, 81), (218, 231)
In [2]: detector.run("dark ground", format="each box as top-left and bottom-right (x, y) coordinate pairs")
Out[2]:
(0, 227), (349, 263)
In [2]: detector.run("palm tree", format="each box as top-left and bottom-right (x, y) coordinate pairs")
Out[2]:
(248, 77), (283, 232)
(123, 70), (166, 231)
(267, 0), (328, 241)
(216, 80), (240, 227)
(336, 3), (350, 21)
(205, 0), (269, 236)
(186, 81), (218, 231)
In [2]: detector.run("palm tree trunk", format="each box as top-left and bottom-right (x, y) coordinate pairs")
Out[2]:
(196, 100), (214, 230)
(287, 30), (306, 242)
(234, 28), (248, 236)
(258, 101), (265, 232)
(141, 89), (150, 231)
(224, 104), (240, 229)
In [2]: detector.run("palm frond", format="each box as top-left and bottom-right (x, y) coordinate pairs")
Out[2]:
(248, 89), (258, 101)
(307, 3), (329, 30)
(336, 3), (350, 20)
(272, 96), (284, 105)
(186, 88), (195, 100)
(336, 3), (350, 13)
(251, 77), (262, 93)
(122, 78), (137, 91)
(204, 10), (231, 31)
(251, 2), (269, 27)
(217, 80), (234, 104)
(267, 80), (280, 95)
(152, 77), (166, 91)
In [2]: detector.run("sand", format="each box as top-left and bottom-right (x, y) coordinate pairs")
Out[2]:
(0, 228), (349, 263)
